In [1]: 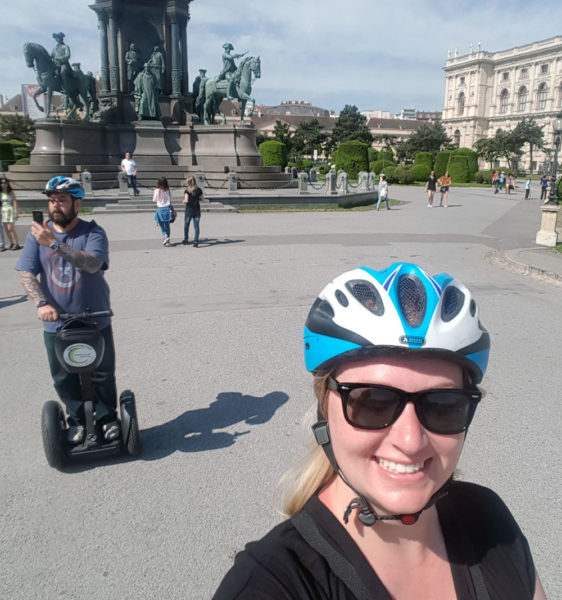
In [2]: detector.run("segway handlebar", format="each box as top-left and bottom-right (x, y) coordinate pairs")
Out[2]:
(59, 309), (114, 320)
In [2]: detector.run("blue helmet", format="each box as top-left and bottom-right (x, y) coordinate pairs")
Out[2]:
(43, 176), (84, 200)
(303, 262), (490, 383)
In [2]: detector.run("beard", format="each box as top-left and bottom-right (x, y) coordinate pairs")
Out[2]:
(49, 204), (77, 228)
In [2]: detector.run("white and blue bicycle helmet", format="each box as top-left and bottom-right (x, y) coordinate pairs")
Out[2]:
(43, 176), (85, 200)
(304, 262), (490, 383)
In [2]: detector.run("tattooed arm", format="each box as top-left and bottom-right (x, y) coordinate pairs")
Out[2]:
(19, 271), (58, 321)
(30, 222), (104, 273)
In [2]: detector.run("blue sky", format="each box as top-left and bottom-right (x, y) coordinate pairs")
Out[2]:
(2, 0), (562, 114)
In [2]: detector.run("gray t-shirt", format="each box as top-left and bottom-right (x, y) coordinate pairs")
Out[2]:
(15, 219), (111, 333)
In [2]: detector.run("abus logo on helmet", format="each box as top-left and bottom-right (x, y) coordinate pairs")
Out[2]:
(63, 343), (97, 367)
(399, 335), (425, 346)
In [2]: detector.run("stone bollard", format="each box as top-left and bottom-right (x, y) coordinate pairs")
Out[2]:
(285, 166), (291, 175)
(357, 171), (369, 192)
(81, 170), (92, 196)
(228, 172), (238, 193)
(368, 172), (376, 191)
(195, 172), (206, 197)
(291, 166), (298, 179)
(309, 168), (317, 183)
(325, 169), (337, 195)
(337, 171), (348, 195)
(535, 204), (560, 247)
(117, 171), (129, 196)
(298, 171), (309, 195)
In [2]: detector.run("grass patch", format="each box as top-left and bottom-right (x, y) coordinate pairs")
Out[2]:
(236, 201), (395, 213)
(553, 244), (562, 253)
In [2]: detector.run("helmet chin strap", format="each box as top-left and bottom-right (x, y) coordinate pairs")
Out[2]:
(313, 419), (450, 527)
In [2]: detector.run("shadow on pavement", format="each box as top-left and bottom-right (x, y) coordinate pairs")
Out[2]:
(140, 390), (289, 460)
(0, 294), (28, 310)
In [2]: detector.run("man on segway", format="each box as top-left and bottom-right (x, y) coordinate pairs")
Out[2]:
(15, 176), (119, 444)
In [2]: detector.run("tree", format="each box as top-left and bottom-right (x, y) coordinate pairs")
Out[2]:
(292, 119), (327, 158)
(473, 137), (502, 169)
(0, 114), (36, 148)
(399, 122), (452, 161)
(512, 118), (544, 174)
(493, 129), (524, 171)
(272, 120), (293, 152)
(331, 105), (373, 146)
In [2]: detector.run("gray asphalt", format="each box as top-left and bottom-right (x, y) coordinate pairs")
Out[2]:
(1, 184), (561, 599)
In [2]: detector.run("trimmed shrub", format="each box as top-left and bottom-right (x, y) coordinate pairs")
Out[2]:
(475, 169), (494, 184)
(318, 163), (331, 175)
(412, 163), (431, 181)
(371, 159), (383, 174)
(258, 140), (287, 169)
(414, 152), (433, 170)
(379, 147), (395, 162)
(0, 141), (15, 169)
(383, 165), (396, 183)
(449, 147), (478, 181)
(368, 147), (378, 163)
(334, 140), (369, 179)
(434, 151), (450, 178)
(556, 177), (562, 203)
(392, 165), (416, 185)
(447, 155), (470, 183)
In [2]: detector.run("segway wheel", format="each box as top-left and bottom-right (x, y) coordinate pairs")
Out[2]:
(120, 391), (142, 457)
(41, 401), (68, 470)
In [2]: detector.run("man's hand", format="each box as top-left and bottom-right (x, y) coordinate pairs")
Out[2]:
(31, 222), (56, 248)
(38, 304), (59, 322)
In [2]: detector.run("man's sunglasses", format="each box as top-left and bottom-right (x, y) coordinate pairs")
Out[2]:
(328, 377), (481, 435)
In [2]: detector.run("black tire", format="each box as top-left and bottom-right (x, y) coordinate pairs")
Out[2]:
(120, 391), (141, 457)
(41, 401), (68, 470)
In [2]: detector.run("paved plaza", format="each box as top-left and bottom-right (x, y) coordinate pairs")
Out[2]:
(1, 184), (561, 599)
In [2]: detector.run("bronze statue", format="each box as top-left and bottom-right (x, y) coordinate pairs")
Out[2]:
(148, 45), (165, 93)
(197, 53), (261, 125)
(134, 63), (160, 119)
(125, 43), (140, 93)
(23, 41), (94, 120)
(193, 68), (207, 122)
(216, 42), (247, 101)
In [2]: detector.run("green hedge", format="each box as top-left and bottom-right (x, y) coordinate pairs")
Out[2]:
(296, 158), (313, 170)
(556, 177), (562, 203)
(475, 169), (494, 184)
(414, 152), (433, 170)
(434, 151), (450, 178)
(368, 147), (378, 163)
(412, 164), (431, 181)
(392, 165), (416, 185)
(258, 140), (287, 169)
(448, 155), (470, 183)
(449, 148), (478, 181)
(318, 163), (331, 175)
(383, 165), (396, 182)
(0, 141), (15, 168)
(334, 140), (369, 179)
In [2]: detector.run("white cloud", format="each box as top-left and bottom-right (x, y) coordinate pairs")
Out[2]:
(2, 0), (562, 113)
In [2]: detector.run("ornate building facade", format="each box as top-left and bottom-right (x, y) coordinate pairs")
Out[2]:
(441, 36), (562, 171)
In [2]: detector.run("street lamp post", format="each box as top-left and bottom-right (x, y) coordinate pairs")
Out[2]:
(545, 114), (562, 205)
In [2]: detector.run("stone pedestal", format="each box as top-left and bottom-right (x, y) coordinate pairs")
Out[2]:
(535, 205), (560, 247)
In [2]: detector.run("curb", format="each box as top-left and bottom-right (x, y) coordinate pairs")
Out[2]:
(485, 249), (562, 285)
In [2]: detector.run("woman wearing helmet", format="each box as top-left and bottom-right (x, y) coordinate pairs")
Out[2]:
(214, 263), (546, 599)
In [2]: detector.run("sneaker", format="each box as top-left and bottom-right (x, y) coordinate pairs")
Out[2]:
(162, 237), (170, 246)
(182, 239), (188, 245)
(67, 425), (85, 444)
(193, 243), (198, 248)
(103, 421), (120, 441)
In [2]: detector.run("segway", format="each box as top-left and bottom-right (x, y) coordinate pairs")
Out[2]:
(41, 309), (141, 470)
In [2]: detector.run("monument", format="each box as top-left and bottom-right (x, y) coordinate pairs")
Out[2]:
(8, 0), (291, 192)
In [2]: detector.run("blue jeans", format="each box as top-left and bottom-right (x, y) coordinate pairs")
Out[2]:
(376, 194), (388, 210)
(184, 210), (200, 243)
(154, 207), (171, 238)
(127, 174), (139, 194)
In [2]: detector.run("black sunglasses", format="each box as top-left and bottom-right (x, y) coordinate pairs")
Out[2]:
(328, 377), (481, 435)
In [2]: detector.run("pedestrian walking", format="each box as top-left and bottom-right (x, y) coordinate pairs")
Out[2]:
(492, 170), (500, 194)
(525, 178), (531, 199)
(539, 174), (549, 201)
(182, 175), (203, 247)
(498, 171), (505, 191)
(424, 170), (437, 208)
(120, 152), (140, 196)
(506, 173), (514, 195)
(376, 174), (389, 211)
(1, 177), (22, 250)
(438, 171), (451, 207)
(152, 177), (173, 246)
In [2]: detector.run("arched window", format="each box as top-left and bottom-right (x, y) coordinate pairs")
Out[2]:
(500, 89), (509, 114)
(537, 83), (547, 110)
(453, 129), (461, 147)
(457, 92), (465, 116)
(518, 86), (527, 112)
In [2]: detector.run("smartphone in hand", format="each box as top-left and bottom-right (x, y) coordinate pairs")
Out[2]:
(32, 210), (44, 224)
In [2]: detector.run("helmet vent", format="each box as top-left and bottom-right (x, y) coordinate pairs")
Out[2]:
(441, 286), (465, 322)
(345, 279), (384, 316)
(335, 289), (349, 307)
(398, 275), (426, 327)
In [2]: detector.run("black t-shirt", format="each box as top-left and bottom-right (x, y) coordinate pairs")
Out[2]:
(184, 187), (203, 214)
(427, 176), (437, 191)
(213, 482), (535, 599)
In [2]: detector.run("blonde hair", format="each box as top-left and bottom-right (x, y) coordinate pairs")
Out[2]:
(275, 374), (335, 517)
(186, 175), (197, 193)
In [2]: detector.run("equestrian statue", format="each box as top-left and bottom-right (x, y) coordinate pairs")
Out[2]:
(195, 43), (261, 125)
(23, 33), (97, 121)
